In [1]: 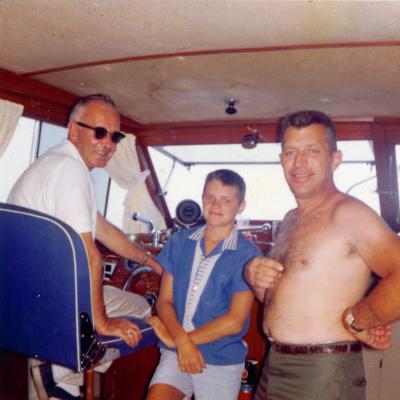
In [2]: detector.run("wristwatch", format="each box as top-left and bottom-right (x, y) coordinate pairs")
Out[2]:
(345, 311), (364, 333)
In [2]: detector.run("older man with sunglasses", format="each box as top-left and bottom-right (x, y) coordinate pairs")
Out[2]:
(8, 94), (163, 400)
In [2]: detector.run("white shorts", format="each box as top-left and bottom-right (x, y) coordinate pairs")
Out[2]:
(149, 348), (244, 400)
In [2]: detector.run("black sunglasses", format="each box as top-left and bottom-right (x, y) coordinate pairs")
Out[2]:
(75, 121), (126, 143)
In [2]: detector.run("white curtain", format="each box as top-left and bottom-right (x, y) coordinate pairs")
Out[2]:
(105, 134), (167, 233)
(0, 99), (24, 158)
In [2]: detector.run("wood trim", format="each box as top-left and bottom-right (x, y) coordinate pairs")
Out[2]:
(0, 68), (76, 126)
(371, 123), (399, 231)
(22, 41), (400, 77)
(135, 144), (173, 227)
(0, 68), (142, 131)
(136, 120), (372, 146)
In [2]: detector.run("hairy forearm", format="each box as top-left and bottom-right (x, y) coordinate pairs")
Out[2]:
(81, 233), (108, 330)
(96, 214), (163, 274)
(352, 271), (400, 328)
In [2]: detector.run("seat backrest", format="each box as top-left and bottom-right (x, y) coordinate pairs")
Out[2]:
(0, 203), (93, 371)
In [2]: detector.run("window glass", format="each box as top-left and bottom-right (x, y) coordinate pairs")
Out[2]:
(91, 168), (109, 215)
(334, 141), (379, 212)
(38, 122), (68, 156)
(0, 117), (38, 202)
(149, 140), (379, 221)
(105, 180), (127, 228)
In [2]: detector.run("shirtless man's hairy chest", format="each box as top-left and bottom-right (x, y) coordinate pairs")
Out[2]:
(264, 194), (372, 344)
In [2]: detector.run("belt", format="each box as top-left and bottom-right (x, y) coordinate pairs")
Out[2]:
(272, 341), (362, 355)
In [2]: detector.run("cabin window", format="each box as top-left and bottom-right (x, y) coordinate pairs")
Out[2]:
(0, 117), (39, 202)
(149, 140), (379, 221)
(335, 141), (379, 213)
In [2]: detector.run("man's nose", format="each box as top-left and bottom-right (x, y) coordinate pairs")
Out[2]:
(100, 132), (114, 147)
(209, 198), (224, 207)
(293, 151), (307, 166)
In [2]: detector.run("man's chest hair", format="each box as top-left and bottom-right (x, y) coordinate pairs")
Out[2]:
(271, 211), (350, 270)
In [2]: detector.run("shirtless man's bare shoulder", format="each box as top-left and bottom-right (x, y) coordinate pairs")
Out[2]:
(332, 194), (400, 278)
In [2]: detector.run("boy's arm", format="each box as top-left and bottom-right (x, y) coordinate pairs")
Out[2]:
(156, 272), (186, 342)
(188, 290), (254, 345)
(156, 271), (205, 373)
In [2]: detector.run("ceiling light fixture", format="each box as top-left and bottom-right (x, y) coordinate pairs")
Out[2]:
(242, 126), (260, 149)
(225, 98), (238, 115)
(241, 133), (260, 149)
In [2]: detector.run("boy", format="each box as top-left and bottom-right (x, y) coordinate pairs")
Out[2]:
(147, 169), (262, 400)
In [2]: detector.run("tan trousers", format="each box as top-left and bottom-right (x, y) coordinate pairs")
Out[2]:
(254, 345), (366, 400)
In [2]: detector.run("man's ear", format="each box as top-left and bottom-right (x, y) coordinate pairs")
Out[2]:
(237, 200), (246, 215)
(331, 149), (343, 172)
(68, 121), (78, 144)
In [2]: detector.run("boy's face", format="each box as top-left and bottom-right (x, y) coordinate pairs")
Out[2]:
(202, 179), (245, 229)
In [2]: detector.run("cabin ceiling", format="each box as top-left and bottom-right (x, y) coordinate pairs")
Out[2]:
(1, 1), (400, 125)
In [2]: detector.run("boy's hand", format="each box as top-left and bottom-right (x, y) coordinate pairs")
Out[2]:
(147, 315), (176, 348)
(175, 334), (206, 374)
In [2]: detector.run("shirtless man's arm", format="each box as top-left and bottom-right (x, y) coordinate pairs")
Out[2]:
(336, 198), (400, 347)
(244, 257), (284, 301)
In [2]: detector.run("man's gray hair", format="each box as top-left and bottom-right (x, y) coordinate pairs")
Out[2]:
(68, 94), (119, 122)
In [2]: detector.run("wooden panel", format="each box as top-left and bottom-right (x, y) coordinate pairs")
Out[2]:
(0, 68), (142, 132)
(0, 350), (27, 400)
(371, 124), (399, 231)
(137, 144), (172, 227)
(243, 300), (268, 368)
(101, 345), (160, 400)
(136, 120), (372, 146)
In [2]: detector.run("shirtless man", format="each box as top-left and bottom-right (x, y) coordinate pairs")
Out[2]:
(245, 110), (400, 400)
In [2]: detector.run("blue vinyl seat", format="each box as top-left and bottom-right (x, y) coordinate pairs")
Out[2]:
(0, 203), (157, 372)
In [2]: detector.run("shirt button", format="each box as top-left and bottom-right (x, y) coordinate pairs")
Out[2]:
(193, 285), (198, 291)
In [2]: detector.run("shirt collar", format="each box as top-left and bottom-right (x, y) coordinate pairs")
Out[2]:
(189, 226), (239, 251)
(64, 139), (89, 171)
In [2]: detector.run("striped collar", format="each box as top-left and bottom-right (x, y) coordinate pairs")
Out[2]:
(188, 225), (239, 251)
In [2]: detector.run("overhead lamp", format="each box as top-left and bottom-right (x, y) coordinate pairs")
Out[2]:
(241, 125), (261, 149)
(241, 133), (260, 149)
(225, 98), (238, 115)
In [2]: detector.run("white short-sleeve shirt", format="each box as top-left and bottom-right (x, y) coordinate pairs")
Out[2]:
(8, 140), (97, 235)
